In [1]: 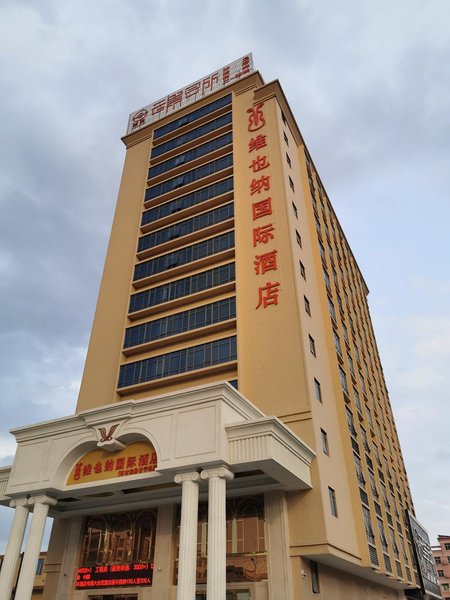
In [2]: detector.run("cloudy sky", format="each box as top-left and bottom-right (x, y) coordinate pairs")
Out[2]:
(1, 0), (449, 552)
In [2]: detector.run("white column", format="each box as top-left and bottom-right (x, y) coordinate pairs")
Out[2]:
(265, 491), (294, 600)
(0, 498), (29, 600)
(14, 495), (57, 600)
(174, 472), (200, 600)
(200, 467), (234, 600)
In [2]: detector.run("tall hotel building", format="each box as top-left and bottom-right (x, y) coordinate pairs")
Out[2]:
(0, 55), (441, 600)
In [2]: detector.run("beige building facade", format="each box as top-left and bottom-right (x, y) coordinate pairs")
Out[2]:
(0, 55), (439, 600)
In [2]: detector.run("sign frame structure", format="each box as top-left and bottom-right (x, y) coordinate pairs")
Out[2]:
(126, 54), (254, 134)
(406, 510), (442, 599)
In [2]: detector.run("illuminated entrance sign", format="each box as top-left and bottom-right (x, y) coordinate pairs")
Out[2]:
(127, 54), (254, 134)
(75, 562), (153, 589)
(66, 441), (157, 485)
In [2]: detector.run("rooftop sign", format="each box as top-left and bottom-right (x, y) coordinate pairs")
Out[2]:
(127, 53), (254, 134)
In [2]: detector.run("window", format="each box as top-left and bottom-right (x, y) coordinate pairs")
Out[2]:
(300, 261), (306, 279)
(283, 131), (289, 145)
(80, 510), (157, 568)
(377, 519), (388, 551)
(175, 495), (267, 585)
(292, 201), (298, 218)
(118, 336), (237, 388)
(346, 407), (356, 436)
(435, 556), (442, 564)
(354, 453), (365, 486)
(153, 93), (231, 139)
(152, 111), (232, 158)
(138, 203), (234, 252)
(289, 177), (295, 192)
(309, 335), (316, 357)
(142, 177), (233, 225)
(146, 154), (233, 201)
(314, 378), (322, 403)
(36, 557), (44, 575)
(304, 296), (311, 316)
(438, 570), (444, 577)
(328, 487), (338, 517)
(134, 231), (235, 282)
(339, 367), (349, 394)
(149, 132), (232, 178)
(129, 262), (235, 314)
(369, 470), (378, 498)
(124, 297), (236, 348)
(348, 355), (355, 377)
(321, 429), (329, 455)
(310, 560), (320, 593)
(389, 528), (399, 557)
(286, 153), (291, 168)
(363, 506), (375, 544)
(333, 330), (342, 355)
(445, 543), (450, 550)
(281, 111), (287, 125)
(296, 230), (302, 247)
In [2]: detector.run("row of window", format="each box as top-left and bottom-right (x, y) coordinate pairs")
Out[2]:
(284, 132), (340, 530)
(118, 336), (237, 388)
(153, 93), (231, 140)
(148, 132), (232, 179)
(145, 154), (233, 201)
(151, 112), (232, 159)
(305, 156), (414, 574)
(141, 177), (233, 226)
(133, 231), (234, 282)
(128, 263), (235, 314)
(308, 154), (413, 517)
(124, 297), (236, 348)
(138, 203), (234, 253)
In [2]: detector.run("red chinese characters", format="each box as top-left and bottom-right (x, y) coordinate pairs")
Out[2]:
(254, 250), (278, 275)
(252, 197), (272, 220)
(256, 281), (281, 309)
(247, 103), (266, 132)
(70, 450), (157, 483)
(253, 223), (275, 247)
(245, 101), (281, 309)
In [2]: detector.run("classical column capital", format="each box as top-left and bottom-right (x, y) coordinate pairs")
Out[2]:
(9, 497), (29, 509)
(174, 471), (200, 485)
(27, 495), (58, 507)
(200, 466), (234, 482)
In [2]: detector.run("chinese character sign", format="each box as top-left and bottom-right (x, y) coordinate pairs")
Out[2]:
(76, 563), (153, 589)
(67, 441), (157, 485)
(246, 101), (281, 309)
(127, 54), (254, 133)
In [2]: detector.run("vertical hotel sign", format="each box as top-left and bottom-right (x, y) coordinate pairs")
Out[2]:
(246, 103), (281, 309)
(127, 54), (254, 134)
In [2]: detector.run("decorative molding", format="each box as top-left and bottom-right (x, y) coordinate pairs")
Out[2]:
(200, 466), (234, 482)
(27, 495), (57, 507)
(9, 497), (28, 509)
(95, 423), (126, 452)
(174, 472), (200, 485)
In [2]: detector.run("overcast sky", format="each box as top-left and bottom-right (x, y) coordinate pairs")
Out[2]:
(1, 0), (449, 553)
